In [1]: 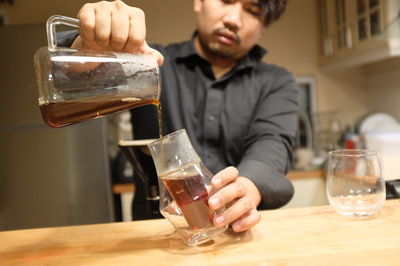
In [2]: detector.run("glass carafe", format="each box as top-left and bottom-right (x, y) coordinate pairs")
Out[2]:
(147, 129), (227, 246)
(34, 15), (160, 128)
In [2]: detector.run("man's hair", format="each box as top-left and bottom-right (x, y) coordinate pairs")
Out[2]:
(260, 0), (287, 26)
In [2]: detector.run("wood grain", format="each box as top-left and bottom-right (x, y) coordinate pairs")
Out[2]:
(1, 200), (399, 265)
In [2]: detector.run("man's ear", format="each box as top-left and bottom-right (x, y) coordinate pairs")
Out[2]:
(193, 0), (204, 12)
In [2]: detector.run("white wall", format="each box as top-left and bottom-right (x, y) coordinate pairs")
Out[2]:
(364, 60), (400, 120)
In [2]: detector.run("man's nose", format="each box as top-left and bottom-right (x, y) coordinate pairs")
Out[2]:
(222, 3), (243, 31)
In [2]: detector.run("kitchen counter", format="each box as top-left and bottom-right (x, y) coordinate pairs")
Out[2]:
(1, 200), (399, 265)
(112, 169), (326, 194)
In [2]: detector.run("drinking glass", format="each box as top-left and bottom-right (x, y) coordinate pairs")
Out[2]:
(327, 149), (386, 217)
(147, 129), (227, 246)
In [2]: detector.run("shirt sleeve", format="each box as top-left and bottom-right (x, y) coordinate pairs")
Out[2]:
(56, 30), (80, 47)
(237, 66), (299, 210)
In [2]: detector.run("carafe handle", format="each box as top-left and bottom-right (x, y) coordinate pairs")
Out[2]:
(46, 15), (79, 51)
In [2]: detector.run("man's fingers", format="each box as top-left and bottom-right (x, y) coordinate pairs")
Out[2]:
(94, 8), (112, 48)
(213, 196), (254, 227)
(123, 8), (147, 53)
(209, 180), (246, 210)
(231, 209), (261, 232)
(208, 166), (241, 211)
(211, 166), (239, 189)
(77, 4), (96, 46)
(110, 10), (129, 50)
(77, 1), (148, 52)
(148, 48), (164, 66)
(138, 44), (165, 66)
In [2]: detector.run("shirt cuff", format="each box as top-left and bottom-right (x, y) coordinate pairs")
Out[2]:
(237, 159), (294, 210)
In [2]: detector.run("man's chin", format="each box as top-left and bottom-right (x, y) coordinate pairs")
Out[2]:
(199, 38), (240, 60)
(209, 46), (238, 60)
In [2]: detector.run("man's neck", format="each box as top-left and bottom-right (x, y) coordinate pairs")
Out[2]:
(194, 36), (237, 79)
(212, 64), (234, 79)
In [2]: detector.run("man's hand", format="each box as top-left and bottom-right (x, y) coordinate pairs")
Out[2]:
(72, 0), (163, 65)
(208, 166), (262, 232)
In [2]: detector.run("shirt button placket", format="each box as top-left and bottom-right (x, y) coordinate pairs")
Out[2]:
(204, 87), (222, 141)
(203, 84), (223, 165)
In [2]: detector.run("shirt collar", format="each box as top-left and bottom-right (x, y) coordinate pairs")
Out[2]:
(176, 32), (268, 69)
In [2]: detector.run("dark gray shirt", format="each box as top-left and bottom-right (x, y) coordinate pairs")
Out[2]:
(131, 38), (299, 209)
(57, 31), (298, 209)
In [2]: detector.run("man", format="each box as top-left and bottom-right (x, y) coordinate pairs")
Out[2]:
(72, 0), (298, 232)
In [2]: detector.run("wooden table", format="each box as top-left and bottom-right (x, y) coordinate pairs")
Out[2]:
(1, 200), (399, 265)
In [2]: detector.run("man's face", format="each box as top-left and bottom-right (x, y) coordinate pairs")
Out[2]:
(194, 0), (265, 61)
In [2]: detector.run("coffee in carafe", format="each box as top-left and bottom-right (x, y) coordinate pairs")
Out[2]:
(39, 98), (159, 128)
(34, 15), (160, 128)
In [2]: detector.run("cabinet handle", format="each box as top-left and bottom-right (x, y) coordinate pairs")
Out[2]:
(323, 37), (333, 56)
(345, 26), (352, 48)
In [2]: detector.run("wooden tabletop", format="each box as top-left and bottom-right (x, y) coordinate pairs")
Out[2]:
(1, 200), (399, 265)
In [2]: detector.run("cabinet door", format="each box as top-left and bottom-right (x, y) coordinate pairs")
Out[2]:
(335, 0), (352, 50)
(319, 0), (394, 69)
(355, 0), (384, 42)
(319, 0), (353, 56)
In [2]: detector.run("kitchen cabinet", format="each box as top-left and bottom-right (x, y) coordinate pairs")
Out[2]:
(319, 0), (400, 70)
(283, 170), (328, 208)
(114, 170), (328, 223)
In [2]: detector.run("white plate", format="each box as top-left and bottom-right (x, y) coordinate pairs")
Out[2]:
(359, 112), (400, 134)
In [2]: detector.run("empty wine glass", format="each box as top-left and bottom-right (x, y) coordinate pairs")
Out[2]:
(326, 149), (386, 217)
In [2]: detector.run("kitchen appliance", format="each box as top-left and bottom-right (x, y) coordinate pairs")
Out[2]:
(118, 139), (162, 220)
(359, 112), (400, 200)
(359, 112), (400, 181)
(0, 24), (114, 231)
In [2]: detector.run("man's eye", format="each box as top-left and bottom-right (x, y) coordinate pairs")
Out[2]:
(247, 7), (261, 16)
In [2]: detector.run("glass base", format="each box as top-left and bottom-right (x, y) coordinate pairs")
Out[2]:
(334, 209), (380, 217)
(328, 193), (385, 217)
(177, 225), (227, 246)
(161, 208), (227, 246)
